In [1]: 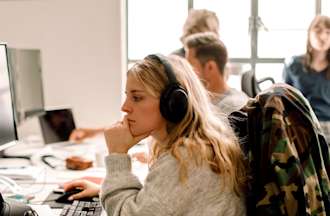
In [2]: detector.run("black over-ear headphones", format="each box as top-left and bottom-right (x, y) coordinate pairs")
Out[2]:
(146, 54), (188, 123)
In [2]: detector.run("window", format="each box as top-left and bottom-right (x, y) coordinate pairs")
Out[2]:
(194, 0), (251, 58)
(258, 0), (314, 58)
(127, 0), (187, 60)
(127, 0), (326, 90)
(323, 0), (330, 15)
(255, 63), (284, 85)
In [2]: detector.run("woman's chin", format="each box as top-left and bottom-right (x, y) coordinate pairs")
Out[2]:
(131, 129), (152, 138)
(131, 130), (145, 137)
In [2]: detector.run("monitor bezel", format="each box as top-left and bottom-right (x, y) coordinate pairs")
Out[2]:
(0, 43), (19, 151)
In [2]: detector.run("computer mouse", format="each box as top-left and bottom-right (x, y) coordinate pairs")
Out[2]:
(55, 188), (83, 204)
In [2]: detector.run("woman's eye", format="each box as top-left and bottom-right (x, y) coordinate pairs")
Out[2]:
(132, 96), (142, 102)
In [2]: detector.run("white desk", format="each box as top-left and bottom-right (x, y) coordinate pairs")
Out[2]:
(0, 138), (149, 215)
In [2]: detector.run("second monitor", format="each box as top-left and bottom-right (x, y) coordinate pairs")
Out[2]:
(8, 48), (45, 124)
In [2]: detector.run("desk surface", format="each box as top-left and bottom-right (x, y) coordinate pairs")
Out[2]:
(0, 138), (149, 215)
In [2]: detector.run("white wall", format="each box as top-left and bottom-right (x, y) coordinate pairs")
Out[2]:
(0, 0), (126, 133)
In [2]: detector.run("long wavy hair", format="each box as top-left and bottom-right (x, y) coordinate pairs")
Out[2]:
(304, 15), (330, 79)
(128, 55), (247, 195)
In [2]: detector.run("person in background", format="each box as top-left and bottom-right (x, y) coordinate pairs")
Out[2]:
(64, 54), (247, 215)
(69, 127), (104, 143)
(283, 15), (330, 144)
(184, 32), (249, 115)
(172, 9), (219, 58)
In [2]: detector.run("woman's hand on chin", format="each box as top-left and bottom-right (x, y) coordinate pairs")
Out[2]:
(104, 117), (150, 154)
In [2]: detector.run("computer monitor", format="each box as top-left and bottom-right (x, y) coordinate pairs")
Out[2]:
(0, 43), (18, 152)
(39, 108), (76, 144)
(7, 48), (45, 124)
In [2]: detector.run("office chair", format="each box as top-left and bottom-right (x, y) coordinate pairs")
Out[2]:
(241, 70), (275, 97)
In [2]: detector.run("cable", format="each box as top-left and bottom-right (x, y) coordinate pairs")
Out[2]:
(0, 166), (49, 202)
(40, 154), (65, 169)
(0, 176), (23, 195)
(41, 155), (57, 169)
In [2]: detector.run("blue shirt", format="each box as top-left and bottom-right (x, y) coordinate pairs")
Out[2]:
(283, 55), (330, 121)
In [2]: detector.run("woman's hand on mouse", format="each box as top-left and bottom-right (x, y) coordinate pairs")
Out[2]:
(104, 116), (149, 154)
(63, 179), (100, 200)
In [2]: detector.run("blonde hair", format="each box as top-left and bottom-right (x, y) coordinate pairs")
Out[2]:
(181, 9), (219, 42)
(128, 55), (246, 195)
(305, 15), (330, 79)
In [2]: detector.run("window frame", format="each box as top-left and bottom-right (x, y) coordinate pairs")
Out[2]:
(127, 0), (323, 75)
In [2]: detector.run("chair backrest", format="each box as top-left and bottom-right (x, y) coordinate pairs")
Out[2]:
(241, 70), (275, 97)
(241, 70), (257, 97)
(229, 84), (330, 216)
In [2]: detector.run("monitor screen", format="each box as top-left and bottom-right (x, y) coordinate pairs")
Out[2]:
(7, 48), (45, 123)
(39, 108), (76, 144)
(0, 44), (18, 151)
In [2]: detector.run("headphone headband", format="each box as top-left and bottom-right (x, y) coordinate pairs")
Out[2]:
(146, 54), (178, 85)
(145, 54), (188, 123)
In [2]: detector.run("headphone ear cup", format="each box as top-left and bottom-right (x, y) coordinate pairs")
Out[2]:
(160, 84), (188, 123)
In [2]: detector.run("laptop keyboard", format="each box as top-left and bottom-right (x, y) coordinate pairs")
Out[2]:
(60, 200), (102, 216)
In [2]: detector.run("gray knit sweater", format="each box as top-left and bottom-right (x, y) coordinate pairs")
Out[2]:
(100, 152), (246, 216)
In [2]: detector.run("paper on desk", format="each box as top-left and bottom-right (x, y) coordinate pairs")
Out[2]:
(0, 166), (44, 180)
(29, 204), (56, 216)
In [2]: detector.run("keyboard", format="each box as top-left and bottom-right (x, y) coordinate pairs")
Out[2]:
(60, 200), (102, 216)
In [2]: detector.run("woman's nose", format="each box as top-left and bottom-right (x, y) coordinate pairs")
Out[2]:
(121, 99), (132, 113)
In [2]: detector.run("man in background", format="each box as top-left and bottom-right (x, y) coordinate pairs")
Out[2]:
(184, 32), (248, 115)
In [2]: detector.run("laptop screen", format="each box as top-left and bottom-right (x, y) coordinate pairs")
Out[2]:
(39, 108), (76, 144)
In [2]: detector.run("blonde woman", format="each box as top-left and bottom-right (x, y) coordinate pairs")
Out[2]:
(69, 9), (220, 142)
(66, 55), (247, 215)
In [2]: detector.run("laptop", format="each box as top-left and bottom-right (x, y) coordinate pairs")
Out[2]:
(39, 108), (76, 145)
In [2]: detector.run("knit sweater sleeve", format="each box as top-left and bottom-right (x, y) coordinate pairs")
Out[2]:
(100, 153), (183, 216)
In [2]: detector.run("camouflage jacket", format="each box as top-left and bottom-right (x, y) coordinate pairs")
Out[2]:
(230, 83), (330, 216)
